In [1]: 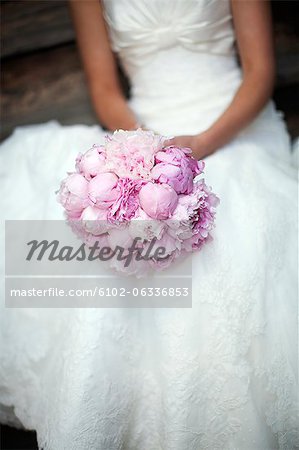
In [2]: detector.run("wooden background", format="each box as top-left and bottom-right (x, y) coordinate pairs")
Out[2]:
(1, 0), (299, 141)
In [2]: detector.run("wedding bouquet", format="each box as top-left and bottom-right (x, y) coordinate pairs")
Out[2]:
(57, 129), (219, 276)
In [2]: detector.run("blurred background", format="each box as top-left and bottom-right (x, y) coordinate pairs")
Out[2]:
(1, 0), (299, 143)
(0, 1), (298, 448)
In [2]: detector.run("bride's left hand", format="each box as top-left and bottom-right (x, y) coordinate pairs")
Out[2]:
(165, 133), (215, 160)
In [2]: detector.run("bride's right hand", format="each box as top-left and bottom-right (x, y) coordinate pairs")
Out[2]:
(92, 93), (139, 131)
(69, 0), (139, 131)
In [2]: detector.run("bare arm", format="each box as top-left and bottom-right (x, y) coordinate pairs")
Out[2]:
(69, 0), (138, 130)
(169, 0), (275, 158)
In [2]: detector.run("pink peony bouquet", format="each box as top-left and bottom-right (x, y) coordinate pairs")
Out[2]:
(57, 129), (219, 276)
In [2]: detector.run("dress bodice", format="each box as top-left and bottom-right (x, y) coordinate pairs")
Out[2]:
(103, 0), (236, 70)
(102, 0), (242, 135)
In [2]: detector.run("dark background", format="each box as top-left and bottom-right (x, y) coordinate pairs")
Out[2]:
(0, 1), (298, 449)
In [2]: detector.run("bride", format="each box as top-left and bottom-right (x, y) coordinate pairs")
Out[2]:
(0, 0), (298, 449)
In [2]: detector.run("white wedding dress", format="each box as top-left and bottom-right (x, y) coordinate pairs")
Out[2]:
(0, 1), (298, 449)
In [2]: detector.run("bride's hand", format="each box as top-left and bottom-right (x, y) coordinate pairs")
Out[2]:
(165, 132), (216, 160)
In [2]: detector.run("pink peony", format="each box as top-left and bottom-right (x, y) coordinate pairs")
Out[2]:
(129, 207), (166, 242)
(142, 230), (179, 259)
(107, 226), (135, 253)
(58, 173), (89, 215)
(65, 209), (83, 220)
(139, 182), (178, 220)
(84, 232), (110, 250)
(104, 129), (166, 179)
(148, 248), (182, 270)
(76, 144), (106, 180)
(152, 146), (205, 194)
(108, 178), (144, 223)
(88, 172), (120, 209)
(170, 179), (219, 250)
(151, 159), (193, 194)
(81, 205), (110, 235)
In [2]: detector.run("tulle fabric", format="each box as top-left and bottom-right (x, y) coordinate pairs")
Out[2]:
(0, 0), (298, 448)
